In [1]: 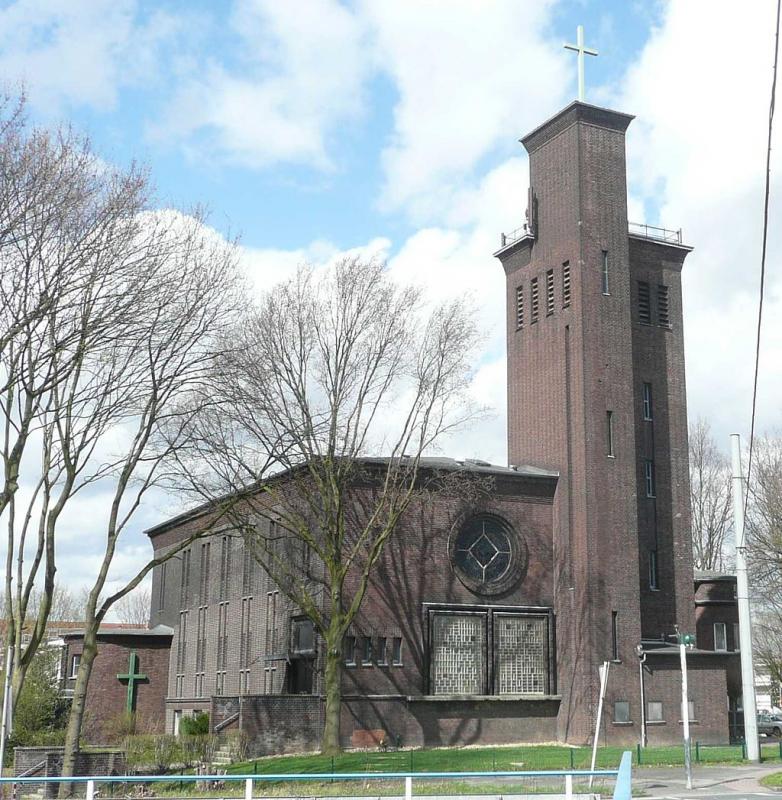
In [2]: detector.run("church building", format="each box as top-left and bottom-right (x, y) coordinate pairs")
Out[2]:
(80, 99), (741, 753)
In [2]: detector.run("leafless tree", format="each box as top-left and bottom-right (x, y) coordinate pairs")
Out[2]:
(746, 435), (782, 700)
(0, 95), (244, 790)
(113, 587), (151, 627)
(689, 418), (733, 571)
(176, 257), (482, 754)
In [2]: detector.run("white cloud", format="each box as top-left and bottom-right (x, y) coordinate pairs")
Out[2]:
(363, 0), (567, 221)
(613, 0), (782, 444)
(155, 0), (368, 170)
(0, 0), (180, 114)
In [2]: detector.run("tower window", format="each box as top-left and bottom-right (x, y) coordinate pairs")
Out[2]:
(642, 383), (653, 421)
(601, 250), (609, 295)
(531, 277), (539, 323)
(515, 285), (524, 329)
(546, 269), (555, 315)
(649, 550), (659, 590)
(657, 285), (671, 327)
(638, 281), (651, 324)
(606, 411), (615, 457)
(644, 459), (656, 497)
(562, 262), (571, 308)
(611, 611), (619, 661)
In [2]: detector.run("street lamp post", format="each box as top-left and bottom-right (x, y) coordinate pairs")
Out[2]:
(677, 632), (696, 790)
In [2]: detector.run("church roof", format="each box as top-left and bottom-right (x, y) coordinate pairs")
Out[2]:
(145, 456), (558, 537)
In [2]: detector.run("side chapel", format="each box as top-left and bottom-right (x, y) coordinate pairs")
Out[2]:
(68, 98), (742, 751)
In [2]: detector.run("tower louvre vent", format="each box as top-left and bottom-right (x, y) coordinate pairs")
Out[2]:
(657, 284), (670, 328)
(638, 281), (651, 324)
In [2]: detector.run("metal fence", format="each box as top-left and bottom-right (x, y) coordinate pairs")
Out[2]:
(1, 751), (633, 800)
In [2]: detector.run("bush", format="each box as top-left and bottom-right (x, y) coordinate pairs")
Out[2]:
(180, 712), (209, 736)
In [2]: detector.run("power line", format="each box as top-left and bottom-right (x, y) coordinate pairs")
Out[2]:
(745, 0), (781, 517)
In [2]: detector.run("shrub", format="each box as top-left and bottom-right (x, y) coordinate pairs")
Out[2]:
(180, 712), (209, 736)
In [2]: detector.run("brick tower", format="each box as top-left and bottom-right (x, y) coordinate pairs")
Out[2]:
(496, 102), (696, 743)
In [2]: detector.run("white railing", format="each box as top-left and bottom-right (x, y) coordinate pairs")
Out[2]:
(2, 750), (634, 800)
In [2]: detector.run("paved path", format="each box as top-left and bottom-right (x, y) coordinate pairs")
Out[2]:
(635, 763), (782, 799)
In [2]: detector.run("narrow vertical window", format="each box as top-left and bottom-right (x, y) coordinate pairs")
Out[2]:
(611, 611), (619, 661)
(546, 269), (555, 315)
(158, 563), (167, 611)
(562, 262), (571, 308)
(180, 549), (191, 608)
(344, 635), (356, 665)
(644, 460), (656, 497)
(732, 623), (740, 651)
(638, 281), (651, 324)
(219, 535), (231, 600)
(361, 636), (373, 665)
(714, 622), (727, 652)
(657, 284), (670, 327)
(392, 637), (403, 665)
(530, 277), (539, 323)
(515, 285), (524, 329)
(606, 410), (615, 457)
(601, 250), (609, 295)
(642, 383), (653, 421)
(199, 542), (210, 604)
(649, 550), (659, 590)
(376, 637), (387, 665)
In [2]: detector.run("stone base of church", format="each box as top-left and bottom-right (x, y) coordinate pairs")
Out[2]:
(204, 694), (561, 756)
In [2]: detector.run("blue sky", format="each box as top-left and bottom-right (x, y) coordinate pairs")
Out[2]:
(2, 0), (780, 595)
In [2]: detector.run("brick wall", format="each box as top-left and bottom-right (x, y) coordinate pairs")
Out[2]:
(14, 747), (126, 798)
(63, 634), (171, 742)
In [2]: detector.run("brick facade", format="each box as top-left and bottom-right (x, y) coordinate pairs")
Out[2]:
(63, 629), (172, 742)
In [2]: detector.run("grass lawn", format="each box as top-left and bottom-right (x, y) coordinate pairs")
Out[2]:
(226, 742), (782, 777)
(761, 770), (782, 789)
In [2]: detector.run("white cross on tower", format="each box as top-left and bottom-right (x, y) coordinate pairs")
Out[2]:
(564, 25), (598, 102)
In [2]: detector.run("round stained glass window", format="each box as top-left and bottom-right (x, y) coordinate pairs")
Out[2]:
(450, 513), (526, 595)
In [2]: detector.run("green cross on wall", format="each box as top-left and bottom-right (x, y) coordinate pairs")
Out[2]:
(117, 651), (148, 713)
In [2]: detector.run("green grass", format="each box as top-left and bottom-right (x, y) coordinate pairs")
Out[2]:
(226, 741), (782, 777)
(761, 770), (782, 789)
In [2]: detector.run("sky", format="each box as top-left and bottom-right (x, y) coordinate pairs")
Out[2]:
(1, 0), (780, 601)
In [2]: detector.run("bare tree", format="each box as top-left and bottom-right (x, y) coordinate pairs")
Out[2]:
(176, 257), (481, 754)
(0, 95), (244, 788)
(689, 418), (733, 571)
(746, 435), (782, 700)
(113, 587), (151, 627)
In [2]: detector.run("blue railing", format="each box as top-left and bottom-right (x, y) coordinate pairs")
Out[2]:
(1, 751), (634, 800)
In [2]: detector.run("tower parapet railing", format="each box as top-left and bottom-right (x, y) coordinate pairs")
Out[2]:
(628, 222), (683, 244)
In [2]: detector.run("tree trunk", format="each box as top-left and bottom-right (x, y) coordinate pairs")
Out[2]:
(58, 634), (97, 797)
(321, 630), (343, 755)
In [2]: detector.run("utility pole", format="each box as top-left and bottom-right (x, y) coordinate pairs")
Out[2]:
(731, 433), (759, 761)
(678, 634), (695, 789)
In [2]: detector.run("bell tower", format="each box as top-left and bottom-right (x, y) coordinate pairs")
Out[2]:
(496, 101), (694, 742)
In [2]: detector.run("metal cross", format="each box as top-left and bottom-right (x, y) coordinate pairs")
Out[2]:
(117, 650), (147, 713)
(564, 25), (599, 102)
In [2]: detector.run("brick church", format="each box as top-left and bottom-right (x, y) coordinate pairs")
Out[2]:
(69, 100), (742, 751)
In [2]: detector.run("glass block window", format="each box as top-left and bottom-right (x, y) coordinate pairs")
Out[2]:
(601, 250), (610, 295)
(431, 613), (485, 695)
(714, 622), (727, 652)
(495, 615), (547, 694)
(642, 382), (653, 420)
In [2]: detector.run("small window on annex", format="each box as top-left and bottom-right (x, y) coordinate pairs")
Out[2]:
(343, 635), (356, 665)
(614, 701), (630, 723)
(647, 701), (664, 722)
(714, 622), (728, 652)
